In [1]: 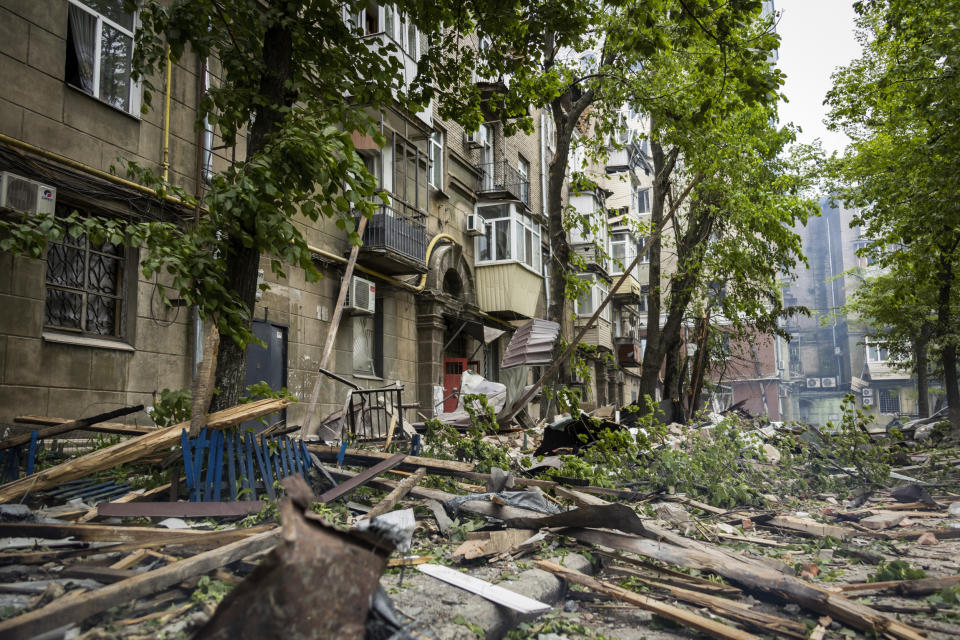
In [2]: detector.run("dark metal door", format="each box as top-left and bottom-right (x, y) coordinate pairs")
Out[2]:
(243, 320), (288, 430)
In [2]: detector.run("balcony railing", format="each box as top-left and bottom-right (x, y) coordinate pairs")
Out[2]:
(357, 198), (428, 274)
(476, 161), (530, 205)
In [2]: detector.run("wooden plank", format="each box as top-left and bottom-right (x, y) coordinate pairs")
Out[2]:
(110, 548), (149, 570)
(308, 445), (473, 475)
(0, 521), (264, 544)
(363, 467), (425, 519)
(0, 528), (281, 640)
(316, 453), (406, 503)
(0, 405), (144, 451)
(537, 560), (759, 640)
(838, 574), (960, 595)
(762, 516), (856, 540)
(417, 563), (550, 614)
(61, 565), (137, 583)
(77, 483), (173, 523)
(603, 568), (806, 638)
(0, 398), (289, 504)
(15, 415), (155, 436)
(96, 501), (264, 518)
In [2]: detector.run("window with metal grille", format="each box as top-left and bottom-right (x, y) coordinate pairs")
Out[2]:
(44, 205), (125, 338)
(878, 388), (900, 414)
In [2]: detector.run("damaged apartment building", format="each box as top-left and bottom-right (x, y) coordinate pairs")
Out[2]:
(0, 0), (574, 430)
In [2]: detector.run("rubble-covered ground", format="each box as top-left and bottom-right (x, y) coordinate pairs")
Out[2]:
(1, 404), (960, 640)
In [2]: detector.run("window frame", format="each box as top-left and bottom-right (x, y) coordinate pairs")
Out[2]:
(428, 129), (444, 189)
(66, 0), (141, 116)
(865, 338), (890, 363)
(636, 188), (651, 214)
(575, 274), (611, 323)
(877, 388), (900, 414)
(352, 295), (384, 378)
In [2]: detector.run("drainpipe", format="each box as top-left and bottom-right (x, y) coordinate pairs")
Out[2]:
(540, 111), (550, 314)
(162, 48), (173, 183)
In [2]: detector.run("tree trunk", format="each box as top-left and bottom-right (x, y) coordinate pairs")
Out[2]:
(915, 329), (930, 419)
(638, 128), (674, 405)
(212, 13), (295, 410)
(934, 256), (960, 433)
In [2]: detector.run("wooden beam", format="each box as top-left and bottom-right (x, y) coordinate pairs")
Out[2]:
(363, 467), (426, 519)
(316, 453), (406, 503)
(0, 405), (144, 451)
(77, 483), (173, 523)
(537, 560), (759, 640)
(96, 501), (264, 518)
(15, 415), (155, 436)
(0, 528), (281, 639)
(0, 398), (289, 503)
(563, 528), (925, 640)
(307, 445), (474, 475)
(303, 214), (369, 438)
(0, 522), (263, 544)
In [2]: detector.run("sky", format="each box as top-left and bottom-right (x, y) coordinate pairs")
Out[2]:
(775, 0), (863, 155)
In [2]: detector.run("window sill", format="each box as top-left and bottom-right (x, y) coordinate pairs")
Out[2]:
(475, 259), (543, 277)
(43, 331), (135, 352)
(66, 83), (141, 121)
(353, 373), (384, 382)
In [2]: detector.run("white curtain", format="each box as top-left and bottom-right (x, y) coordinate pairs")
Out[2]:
(68, 6), (96, 94)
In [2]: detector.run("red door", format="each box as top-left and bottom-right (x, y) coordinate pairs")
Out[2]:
(443, 358), (468, 413)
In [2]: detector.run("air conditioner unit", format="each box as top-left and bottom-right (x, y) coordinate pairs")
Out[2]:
(862, 396), (873, 406)
(466, 126), (487, 149)
(805, 377), (821, 388)
(821, 377), (837, 388)
(862, 387), (873, 397)
(0, 172), (56, 216)
(465, 214), (485, 237)
(344, 276), (376, 314)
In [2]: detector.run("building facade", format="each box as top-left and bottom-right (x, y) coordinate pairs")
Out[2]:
(0, 0), (553, 431)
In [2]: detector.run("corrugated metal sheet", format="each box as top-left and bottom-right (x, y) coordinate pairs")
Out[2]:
(501, 318), (560, 369)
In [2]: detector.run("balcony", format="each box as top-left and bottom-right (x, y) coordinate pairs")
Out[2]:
(574, 316), (614, 352)
(610, 273), (643, 305)
(476, 161), (530, 206)
(356, 199), (428, 275)
(476, 262), (543, 319)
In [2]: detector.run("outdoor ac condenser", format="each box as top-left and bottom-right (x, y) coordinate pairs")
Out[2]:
(465, 214), (485, 237)
(805, 377), (821, 388)
(344, 276), (376, 314)
(0, 172), (56, 216)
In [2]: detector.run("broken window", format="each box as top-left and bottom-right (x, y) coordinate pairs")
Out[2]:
(878, 388), (900, 414)
(66, 0), (138, 114)
(44, 203), (126, 338)
(429, 130), (443, 189)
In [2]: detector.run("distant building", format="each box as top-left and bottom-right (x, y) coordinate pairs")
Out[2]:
(781, 198), (918, 426)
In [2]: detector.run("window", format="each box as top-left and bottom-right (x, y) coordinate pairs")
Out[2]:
(637, 285), (649, 313)
(353, 296), (384, 376)
(518, 155), (530, 205)
(44, 204), (126, 338)
(610, 232), (637, 274)
(429, 130), (443, 189)
(475, 202), (541, 273)
(575, 274), (611, 322)
(866, 339), (889, 363)
(66, 0), (139, 114)
(385, 131), (428, 211)
(544, 112), (556, 152)
(637, 236), (650, 263)
(878, 388), (900, 414)
(637, 188), (651, 214)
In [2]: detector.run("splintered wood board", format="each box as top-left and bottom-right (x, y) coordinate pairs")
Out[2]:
(416, 563), (550, 614)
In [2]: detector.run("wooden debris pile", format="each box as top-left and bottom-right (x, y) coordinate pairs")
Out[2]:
(0, 400), (958, 640)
